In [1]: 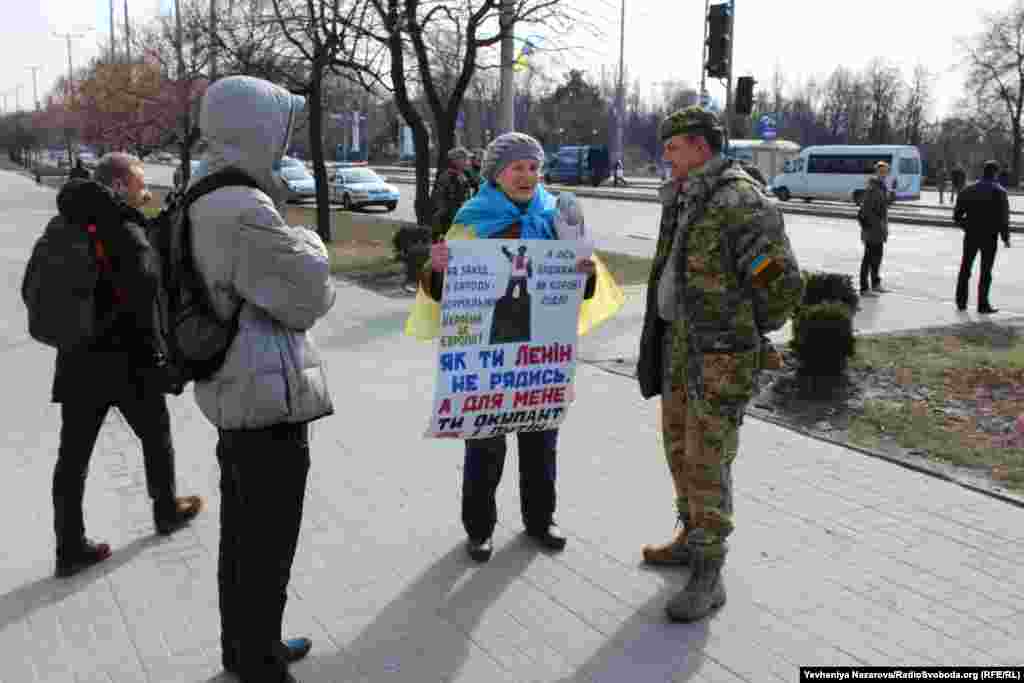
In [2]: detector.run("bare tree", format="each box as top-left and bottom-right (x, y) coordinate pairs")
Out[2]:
(135, 0), (211, 187)
(959, 0), (1024, 184)
(897, 65), (933, 146)
(864, 58), (902, 144)
(357, 0), (584, 224)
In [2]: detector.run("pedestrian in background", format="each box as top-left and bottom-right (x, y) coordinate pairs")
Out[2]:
(954, 159), (1011, 314)
(636, 106), (802, 623)
(613, 159), (627, 187)
(68, 158), (91, 182)
(858, 161), (893, 297)
(421, 132), (597, 564)
(431, 147), (473, 242)
(26, 153), (202, 578)
(191, 75), (336, 683)
(938, 166), (948, 205)
(465, 148), (484, 195)
(951, 164), (966, 202)
(999, 168), (1011, 190)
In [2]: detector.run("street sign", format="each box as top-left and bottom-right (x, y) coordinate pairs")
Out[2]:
(758, 113), (778, 140)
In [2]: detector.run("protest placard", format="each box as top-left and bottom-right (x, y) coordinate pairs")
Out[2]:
(427, 239), (590, 439)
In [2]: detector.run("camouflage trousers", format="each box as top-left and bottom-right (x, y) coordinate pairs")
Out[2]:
(660, 328), (753, 560)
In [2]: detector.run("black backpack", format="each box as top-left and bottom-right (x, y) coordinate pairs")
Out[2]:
(22, 217), (118, 352)
(151, 169), (264, 386)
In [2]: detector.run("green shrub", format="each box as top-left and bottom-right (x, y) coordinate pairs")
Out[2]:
(791, 301), (856, 377)
(801, 271), (860, 311)
(392, 225), (431, 284)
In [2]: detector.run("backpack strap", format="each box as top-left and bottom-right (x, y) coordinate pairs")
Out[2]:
(183, 168), (266, 209)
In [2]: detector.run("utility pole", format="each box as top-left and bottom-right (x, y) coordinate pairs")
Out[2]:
(613, 0), (625, 167)
(54, 29), (91, 164)
(498, 0), (515, 134)
(125, 0), (132, 63)
(27, 66), (41, 111)
(699, 0), (709, 106)
(210, 0), (218, 81)
(724, 0), (735, 141)
(110, 0), (116, 61)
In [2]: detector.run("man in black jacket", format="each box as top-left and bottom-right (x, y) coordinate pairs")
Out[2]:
(954, 160), (1011, 314)
(49, 153), (202, 578)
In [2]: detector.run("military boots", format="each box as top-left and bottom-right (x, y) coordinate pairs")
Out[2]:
(641, 506), (691, 566)
(665, 539), (727, 623)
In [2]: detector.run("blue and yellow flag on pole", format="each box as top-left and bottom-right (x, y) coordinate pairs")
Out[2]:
(513, 38), (537, 72)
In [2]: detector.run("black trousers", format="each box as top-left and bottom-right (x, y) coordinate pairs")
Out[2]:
(462, 429), (558, 542)
(956, 234), (999, 309)
(217, 423), (310, 680)
(53, 393), (175, 549)
(859, 242), (884, 291)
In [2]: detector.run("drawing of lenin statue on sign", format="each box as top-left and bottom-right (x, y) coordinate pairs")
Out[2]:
(490, 244), (533, 344)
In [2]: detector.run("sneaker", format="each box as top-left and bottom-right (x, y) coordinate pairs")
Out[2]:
(872, 285), (891, 293)
(860, 289), (878, 298)
(978, 306), (1000, 315)
(224, 638), (312, 674)
(154, 495), (204, 536)
(55, 538), (112, 578)
(278, 638), (312, 664)
(466, 537), (493, 562)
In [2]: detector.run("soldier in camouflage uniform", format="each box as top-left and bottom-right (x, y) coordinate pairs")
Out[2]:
(636, 106), (803, 622)
(431, 147), (473, 242)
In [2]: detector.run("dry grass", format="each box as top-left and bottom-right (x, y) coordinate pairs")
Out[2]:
(847, 327), (1024, 488)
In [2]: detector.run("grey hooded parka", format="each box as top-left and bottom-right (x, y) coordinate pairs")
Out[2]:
(188, 76), (336, 430)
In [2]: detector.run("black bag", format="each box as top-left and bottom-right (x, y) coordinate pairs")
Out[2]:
(151, 169), (263, 385)
(22, 217), (117, 352)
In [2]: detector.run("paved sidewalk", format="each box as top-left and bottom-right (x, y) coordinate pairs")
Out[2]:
(1, 171), (1023, 683)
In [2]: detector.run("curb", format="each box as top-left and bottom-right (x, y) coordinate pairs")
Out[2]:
(745, 406), (1024, 510)
(581, 335), (1024, 511)
(385, 175), (1024, 233)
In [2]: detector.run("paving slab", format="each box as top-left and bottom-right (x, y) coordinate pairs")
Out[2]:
(2, 171), (1023, 682)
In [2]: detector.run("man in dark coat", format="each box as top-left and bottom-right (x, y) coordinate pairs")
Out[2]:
(950, 164), (966, 201)
(48, 153), (202, 577)
(954, 160), (1011, 314)
(858, 161), (893, 296)
(431, 147), (473, 242)
(68, 158), (91, 181)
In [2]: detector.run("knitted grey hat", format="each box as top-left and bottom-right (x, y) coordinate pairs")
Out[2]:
(482, 132), (545, 183)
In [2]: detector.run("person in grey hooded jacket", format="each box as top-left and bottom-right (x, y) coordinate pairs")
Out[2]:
(190, 75), (335, 683)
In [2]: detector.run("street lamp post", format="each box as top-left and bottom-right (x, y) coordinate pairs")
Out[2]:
(53, 28), (92, 167)
(27, 66), (41, 111)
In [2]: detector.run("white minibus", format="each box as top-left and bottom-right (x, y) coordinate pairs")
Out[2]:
(770, 145), (922, 203)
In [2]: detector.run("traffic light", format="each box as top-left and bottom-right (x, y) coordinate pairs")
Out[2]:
(705, 2), (732, 79)
(735, 76), (755, 115)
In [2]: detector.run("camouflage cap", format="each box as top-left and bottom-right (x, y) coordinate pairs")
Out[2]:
(659, 105), (723, 141)
(447, 146), (470, 162)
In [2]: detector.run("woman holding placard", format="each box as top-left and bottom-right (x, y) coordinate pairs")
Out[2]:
(420, 132), (599, 562)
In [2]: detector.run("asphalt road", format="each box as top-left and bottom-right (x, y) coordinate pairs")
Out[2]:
(389, 192), (1024, 315)
(139, 162), (1024, 314)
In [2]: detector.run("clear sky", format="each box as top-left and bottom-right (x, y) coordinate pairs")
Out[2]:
(0, 0), (1012, 120)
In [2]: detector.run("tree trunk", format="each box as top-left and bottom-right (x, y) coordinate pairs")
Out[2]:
(308, 61), (331, 244)
(412, 124), (432, 225)
(1013, 123), (1022, 189)
(179, 109), (192, 191)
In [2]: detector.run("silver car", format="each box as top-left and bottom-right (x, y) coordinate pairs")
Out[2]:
(279, 164), (317, 202)
(330, 167), (400, 211)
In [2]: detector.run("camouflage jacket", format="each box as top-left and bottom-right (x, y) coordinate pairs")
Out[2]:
(637, 156), (803, 401)
(431, 168), (473, 240)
